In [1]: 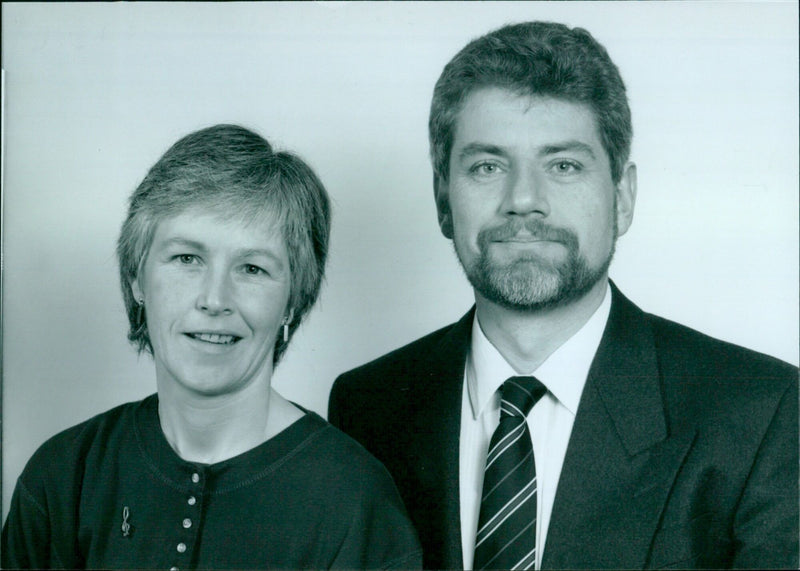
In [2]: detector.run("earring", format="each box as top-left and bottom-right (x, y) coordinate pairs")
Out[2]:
(136, 298), (146, 323)
(281, 309), (294, 343)
(281, 316), (290, 343)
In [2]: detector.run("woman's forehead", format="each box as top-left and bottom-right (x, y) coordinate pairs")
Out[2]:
(148, 205), (285, 248)
(170, 202), (285, 229)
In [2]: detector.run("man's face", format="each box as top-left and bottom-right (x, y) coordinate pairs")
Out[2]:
(437, 87), (636, 311)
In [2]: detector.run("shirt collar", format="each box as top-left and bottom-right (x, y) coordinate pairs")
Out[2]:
(466, 283), (612, 420)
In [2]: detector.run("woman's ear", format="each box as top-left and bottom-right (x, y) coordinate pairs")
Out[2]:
(131, 278), (143, 304)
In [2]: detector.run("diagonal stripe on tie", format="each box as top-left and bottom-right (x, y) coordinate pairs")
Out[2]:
(482, 518), (537, 569)
(475, 478), (536, 545)
(482, 451), (534, 500)
(513, 546), (537, 570)
(485, 423), (527, 469)
(474, 376), (546, 570)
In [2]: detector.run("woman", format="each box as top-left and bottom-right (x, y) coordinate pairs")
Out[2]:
(2, 125), (422, 569)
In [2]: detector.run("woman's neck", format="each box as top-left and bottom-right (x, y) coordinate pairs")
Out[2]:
(156, 382), (303, 465)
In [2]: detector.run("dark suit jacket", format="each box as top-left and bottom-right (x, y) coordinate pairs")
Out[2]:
(329, 284), (799, 569)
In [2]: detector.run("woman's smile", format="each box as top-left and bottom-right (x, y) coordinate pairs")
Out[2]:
(184, 332), (242, 345)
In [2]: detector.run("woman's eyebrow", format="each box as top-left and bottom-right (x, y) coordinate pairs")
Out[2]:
(157, 237), (207, 252)
(236, 248), (285, 266)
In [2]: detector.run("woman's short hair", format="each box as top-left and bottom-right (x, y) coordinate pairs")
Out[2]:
(429, 21), (632, 185)
(117, 124), (331, 365)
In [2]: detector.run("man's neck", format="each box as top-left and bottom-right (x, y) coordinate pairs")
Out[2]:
(474, 278), (608, 374)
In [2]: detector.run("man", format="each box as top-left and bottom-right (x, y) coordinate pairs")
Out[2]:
(329, 22), (798, 570)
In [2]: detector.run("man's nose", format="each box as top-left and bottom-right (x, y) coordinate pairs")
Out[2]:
(500, 168), (550, 217)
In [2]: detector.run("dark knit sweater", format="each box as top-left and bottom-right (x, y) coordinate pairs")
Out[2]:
(2, 394), (422, 569)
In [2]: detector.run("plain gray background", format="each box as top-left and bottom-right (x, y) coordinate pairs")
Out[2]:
(2, 1), (798, 521)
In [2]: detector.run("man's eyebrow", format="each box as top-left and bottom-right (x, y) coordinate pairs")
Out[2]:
(456, 143), (509, 161)
(539, 140), (597, 159)
(456, 141), (598, 161)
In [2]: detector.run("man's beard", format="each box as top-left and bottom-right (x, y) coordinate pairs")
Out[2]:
(456, 217), (616, 312)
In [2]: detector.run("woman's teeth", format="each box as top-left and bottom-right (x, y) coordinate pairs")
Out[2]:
(191, 333), (237, 345)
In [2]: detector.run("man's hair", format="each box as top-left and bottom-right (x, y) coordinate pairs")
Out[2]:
(429, 21), (632, 184)
(116, 124), (331, 365)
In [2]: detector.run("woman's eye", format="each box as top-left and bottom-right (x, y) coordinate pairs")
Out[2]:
(244, 264), (265, 275)
(177, 254), (197, 264)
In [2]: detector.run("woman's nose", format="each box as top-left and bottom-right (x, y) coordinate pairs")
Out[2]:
(196, 269), (233, 315)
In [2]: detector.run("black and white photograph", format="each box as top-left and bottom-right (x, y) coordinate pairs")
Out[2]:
(2, 1), (798, 568)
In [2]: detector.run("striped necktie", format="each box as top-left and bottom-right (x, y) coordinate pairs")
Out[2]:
(473, 376), (547, 570)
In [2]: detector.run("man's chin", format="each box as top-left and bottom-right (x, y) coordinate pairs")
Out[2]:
(468, 259), (608, 312)
(469, 264), (563, 310)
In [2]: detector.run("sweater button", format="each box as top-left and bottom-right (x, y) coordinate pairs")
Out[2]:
(183, 518), (192, 529)
(191, 473), (200, 484)
(187, 496), (197, 506)
(177, 542), (187, 553)
(170, 567), (179, 571)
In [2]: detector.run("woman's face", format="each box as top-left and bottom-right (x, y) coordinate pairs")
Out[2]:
(132, 207), (291, 398)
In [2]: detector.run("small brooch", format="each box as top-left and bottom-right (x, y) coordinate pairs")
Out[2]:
(121, 506), (132, 537)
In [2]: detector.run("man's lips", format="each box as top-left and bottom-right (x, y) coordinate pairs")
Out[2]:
(501, 237), (550, 243)
(493, 233), (561, 244)
(184, 332), (242, 345)
(478, 221), (579, 253)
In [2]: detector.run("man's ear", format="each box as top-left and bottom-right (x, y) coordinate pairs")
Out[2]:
(434, 175), (454, 239)
(615, 162), (637, 238)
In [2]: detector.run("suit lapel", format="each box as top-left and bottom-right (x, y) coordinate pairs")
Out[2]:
(542, 285), (696, 569)
(407, 308), (474, 570)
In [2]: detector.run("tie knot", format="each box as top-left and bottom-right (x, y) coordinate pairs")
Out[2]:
(500, 376), (546, 419)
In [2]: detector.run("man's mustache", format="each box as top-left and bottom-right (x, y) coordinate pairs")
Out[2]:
(477, 219), (579, 250)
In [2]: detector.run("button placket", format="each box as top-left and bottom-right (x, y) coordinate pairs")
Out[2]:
(172, 469), (204, 566)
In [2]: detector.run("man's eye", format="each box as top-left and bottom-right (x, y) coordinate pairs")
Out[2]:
(471, 162), (502, 176)
(552, 160), (580, 174)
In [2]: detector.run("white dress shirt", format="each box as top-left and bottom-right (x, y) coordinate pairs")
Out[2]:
(459, 284), (612, 570)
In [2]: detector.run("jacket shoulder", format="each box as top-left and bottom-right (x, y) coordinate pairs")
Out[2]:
(333, 319), (463, 390)
(643, 312), (797, 429)
(646, 312), (797, 380)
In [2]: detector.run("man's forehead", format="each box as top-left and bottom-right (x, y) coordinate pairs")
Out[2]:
(451, 87), (605, 153)
(456, 87), (599, 124)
